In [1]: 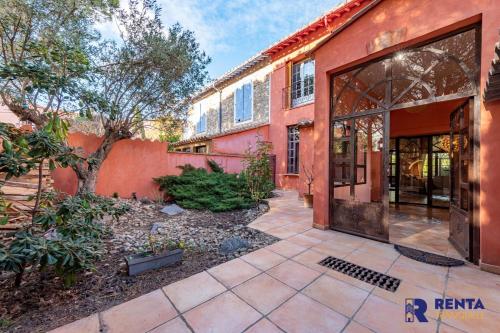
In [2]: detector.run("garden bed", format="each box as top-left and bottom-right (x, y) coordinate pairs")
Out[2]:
(0, 199), (277, 332)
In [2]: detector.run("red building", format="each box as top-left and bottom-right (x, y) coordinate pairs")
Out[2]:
(179, 0), (500, 274)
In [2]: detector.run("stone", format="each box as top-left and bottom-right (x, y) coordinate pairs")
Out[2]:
(219, 237), (250, 255)
(160, 204), (185, 216)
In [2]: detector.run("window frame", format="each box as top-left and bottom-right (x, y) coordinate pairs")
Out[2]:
(234, 80), (254, 124)
(291, 59), (315, 108)
(287, 125), (300, 174)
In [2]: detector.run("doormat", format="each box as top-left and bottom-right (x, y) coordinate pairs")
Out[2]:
(394, 245), (464, 267)
(318, 256), (401, 292)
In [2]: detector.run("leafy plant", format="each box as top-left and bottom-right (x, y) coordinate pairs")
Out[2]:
(154, 165), (254, 212)
(243, 140), (275, 202)
(143, 235), (186, 255)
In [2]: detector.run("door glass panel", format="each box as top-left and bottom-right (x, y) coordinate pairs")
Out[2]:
(354, 114), (384, 203)
(398, 137), (429, 205)
(432, 135), (451, 207)
(333, 120), (351, 200)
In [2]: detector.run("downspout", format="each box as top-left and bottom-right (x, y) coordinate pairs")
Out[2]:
(212, 83), (222, 133)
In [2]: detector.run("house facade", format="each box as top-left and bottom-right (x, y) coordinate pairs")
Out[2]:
(172, 54), (272, 154)
(181, 0), (500, 274)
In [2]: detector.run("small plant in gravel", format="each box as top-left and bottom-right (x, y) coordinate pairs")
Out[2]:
(154, 161), (254, 212)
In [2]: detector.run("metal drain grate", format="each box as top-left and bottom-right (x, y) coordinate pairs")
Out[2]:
(318, 256), (401, 292)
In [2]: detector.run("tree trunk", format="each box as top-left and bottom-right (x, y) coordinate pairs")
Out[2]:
(73, 130), (129, 195)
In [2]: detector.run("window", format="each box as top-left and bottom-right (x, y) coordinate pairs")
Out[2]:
(195, 103), (206, 133)
(287, 126), (300, 174)
(234, 82), (253, 123)
(194, 145), (207, 153)
(291, 59), (315, 107)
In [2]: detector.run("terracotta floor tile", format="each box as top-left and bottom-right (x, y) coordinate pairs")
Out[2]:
(266, 240), (307, 258)
(248, 221), (277, 232)
(233, 274), (296, 314)
(311, 241), (355, 258)
(356, 241), (401, 261)
(440, 308), (500, 333)
(183, 291), (261, 333)
(101, 289), (176, 333)
(266, 225), (299, 239)
(267, 260), (321, 290)
(268, 293), (348, 333)
(240, 248), (286, 271)
(325, 269), (375, 292)
(342, 321), (374, 333)
(48, 314), (100, 333)
(354, 295), (437, 333)
(244, 318), (282, 333)
(286, 234), (322, 247)
(163, 271), (226, 313)
(281, 222), (313, 233)
(301, 228), (336, 241)
(438, 323), (467, 333)
(149, 317), (191, 333)
(372, 280), (443, 319)
(387, 260), (447, 293)
(448, 264), (500, 289)
(302, 275), (369, 317)
(344, 249), (396, 273)
(208, 258), (261, 288)
(445, 277), (500, 314)
(292, 249), (329, 273)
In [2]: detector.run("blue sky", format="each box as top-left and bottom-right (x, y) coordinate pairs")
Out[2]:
(99, 0), (344, 80)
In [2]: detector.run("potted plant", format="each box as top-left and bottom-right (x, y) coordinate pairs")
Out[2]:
(125, 236), (184, 276)
(302, 163), (314, 208)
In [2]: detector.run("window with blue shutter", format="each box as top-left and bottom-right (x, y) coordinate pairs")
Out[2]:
(234, 82), (253, 123)
(195, 103), (206, 133)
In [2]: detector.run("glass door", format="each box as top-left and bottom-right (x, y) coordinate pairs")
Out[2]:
(449, 101), (472, 258)
(398, 137), (429, 205)
(332, 113), (389, 242)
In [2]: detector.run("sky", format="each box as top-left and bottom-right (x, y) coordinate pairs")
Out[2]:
(98, 0), (345, 80)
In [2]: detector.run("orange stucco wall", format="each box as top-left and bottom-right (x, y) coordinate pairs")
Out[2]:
(269, 60), (315, 195)
(312, 0), (500, 268)
(52, 133), (246, 199)
(211, 125), (270, 155)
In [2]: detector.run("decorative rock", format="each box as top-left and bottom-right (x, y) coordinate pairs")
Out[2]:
(219, 236), (250, 255)
(160, 204), (185, 216)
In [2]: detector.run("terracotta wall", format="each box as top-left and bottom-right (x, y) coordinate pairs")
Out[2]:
(52, 133), (246, 199)
(313, 0), (500, 268)
(211, 125), (270, 155)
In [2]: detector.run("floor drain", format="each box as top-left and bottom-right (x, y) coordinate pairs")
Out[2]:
(318, 256), (401, 292)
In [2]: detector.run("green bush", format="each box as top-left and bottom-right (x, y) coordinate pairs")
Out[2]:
(243, 140), (275, 202)
(0, 194), (130, 287)
(154, 163), (254, 212)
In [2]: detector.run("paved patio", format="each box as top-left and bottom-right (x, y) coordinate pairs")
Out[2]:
(51, 191), (500, 333)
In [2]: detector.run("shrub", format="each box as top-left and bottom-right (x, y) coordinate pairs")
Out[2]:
(0, 194), (130, 287)
(154, 163), (254, 212)
(243, 140), (275, 202)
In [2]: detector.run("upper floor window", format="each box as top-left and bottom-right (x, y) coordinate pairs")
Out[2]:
(291, 59), (315, 107)
(195, 103), (206, 133)
(234, 82), (253, 123)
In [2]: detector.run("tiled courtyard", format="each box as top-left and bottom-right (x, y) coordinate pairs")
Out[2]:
(52, 191), (500, 333)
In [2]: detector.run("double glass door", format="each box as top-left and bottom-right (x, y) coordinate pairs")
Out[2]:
(389, 135), (451, 208)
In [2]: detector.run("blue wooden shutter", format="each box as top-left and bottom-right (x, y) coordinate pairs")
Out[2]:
(235, 87), (244, 122)
(243, 83), (252, 121)
(200, 104), (206, 132)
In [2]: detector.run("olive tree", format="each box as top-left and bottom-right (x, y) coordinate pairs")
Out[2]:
(0, 0), (117, 127)
(74, 0), (210, 193)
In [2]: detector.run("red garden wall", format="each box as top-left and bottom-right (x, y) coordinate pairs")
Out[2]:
(52, 132), (247, 199)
